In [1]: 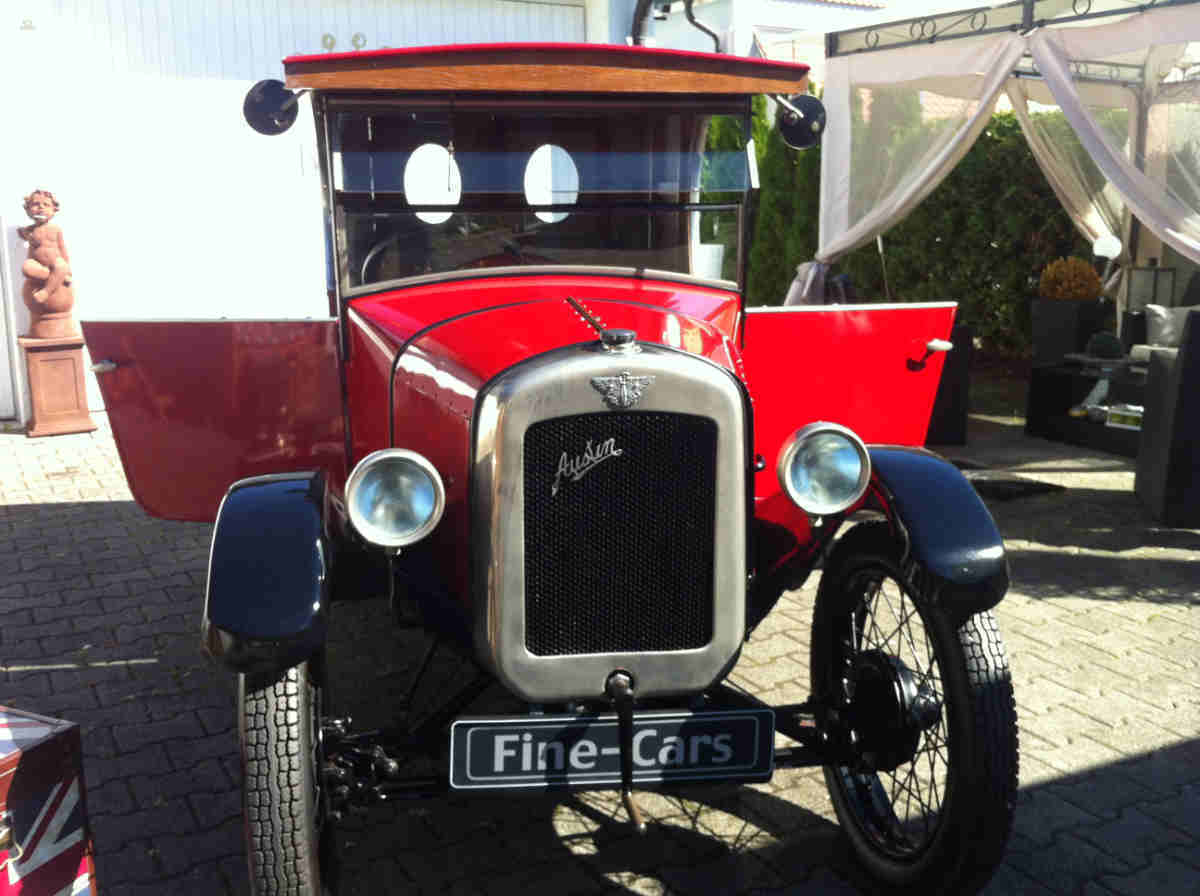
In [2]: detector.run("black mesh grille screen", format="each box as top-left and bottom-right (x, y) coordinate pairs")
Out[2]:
(523, 412), (717, 656)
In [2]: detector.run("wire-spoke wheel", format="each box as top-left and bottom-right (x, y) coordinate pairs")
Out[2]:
(812, 523), (1018, 894)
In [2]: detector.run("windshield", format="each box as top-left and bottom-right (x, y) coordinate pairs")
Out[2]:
(329, 100), (752, 292)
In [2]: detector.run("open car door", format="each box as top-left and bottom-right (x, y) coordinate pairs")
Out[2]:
(81, 320), (346, 523)
(740, 302), (957, 485)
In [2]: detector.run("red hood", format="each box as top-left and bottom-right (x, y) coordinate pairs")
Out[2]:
(349, 272), (741, 358)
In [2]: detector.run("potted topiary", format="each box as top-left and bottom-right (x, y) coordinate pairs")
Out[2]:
(1031, 256), (1108, 367)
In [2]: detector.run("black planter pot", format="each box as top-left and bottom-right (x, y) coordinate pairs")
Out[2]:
(1031, 298), (1110, 367)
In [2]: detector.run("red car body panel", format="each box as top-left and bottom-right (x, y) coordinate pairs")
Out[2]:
(83, 283), (954, 606)
(80, 320), (346, 522)
(740, 303), (956, 487)
(738, 303), (956, 574)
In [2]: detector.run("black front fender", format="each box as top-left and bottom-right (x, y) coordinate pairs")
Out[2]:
(868, 447), (1008, 623)
(201, 472), (329, 675)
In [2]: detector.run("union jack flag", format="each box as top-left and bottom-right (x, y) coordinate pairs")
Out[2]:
(1, 709), (96, 896)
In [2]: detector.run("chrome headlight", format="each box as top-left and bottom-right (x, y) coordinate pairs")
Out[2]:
(777, 422), (870, 516)
(346, 449), (445, 548)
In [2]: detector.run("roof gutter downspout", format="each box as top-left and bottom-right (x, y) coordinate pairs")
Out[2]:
(684, 0), (721, 53)
(629, 0), (654, 46)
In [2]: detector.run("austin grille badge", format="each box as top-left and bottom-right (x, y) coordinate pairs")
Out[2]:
(552, 437), (623, 497)
(591, 371), (654, 410)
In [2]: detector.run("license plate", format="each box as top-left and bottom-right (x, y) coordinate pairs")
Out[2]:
(450, 708), (774, 790)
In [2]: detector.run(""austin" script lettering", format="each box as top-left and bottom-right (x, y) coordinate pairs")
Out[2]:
(552, 437), (623, 496)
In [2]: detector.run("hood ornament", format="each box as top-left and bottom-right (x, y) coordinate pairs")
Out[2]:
(591, 371), (655, 410)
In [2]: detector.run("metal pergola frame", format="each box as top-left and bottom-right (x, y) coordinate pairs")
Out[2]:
(827, 0), (1200, 81)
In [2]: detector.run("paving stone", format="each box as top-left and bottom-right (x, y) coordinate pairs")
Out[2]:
(91, 841), (163, 887)
(0, 639), (45, 661)
(1075, 806), (1193, 867)
(1006, 832), (1133, 894)
(83, 745), (171, 794)
(88, 776), (137, 816)
(1015, 788), (1101, 846)
(1165, 844), (1200, 872)
(197, 704), (235, 736)
(0, 608), (34, 631)
(1086, 715), (1185, 755)
(1035, 736), (1127, 775)
(983, 862), (1058, 895)
(166, 730), (239, 768)
(1110, 751), (1200, 802)
(1, 669), (53, 697)
(1098, 853), (1200, 895)
(1045, 769), (1161, 821)
(189, 789), (242, 830)
(1, 587), (63, 609)
(99, 798), (201, 843)
(22, 687), (101, 717)
(49, 665), (133, 693)
(112, 714), (205, 753)
(39, 632), (99, 658)
(1140, 784), (1200, 840)
(130, 758), (234, 807)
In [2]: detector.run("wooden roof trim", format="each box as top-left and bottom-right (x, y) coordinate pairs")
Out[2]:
(284, 43), (810, 95)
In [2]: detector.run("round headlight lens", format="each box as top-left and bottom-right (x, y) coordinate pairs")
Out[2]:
(346, 449), (445, 548)
(778, 423), (870, 516)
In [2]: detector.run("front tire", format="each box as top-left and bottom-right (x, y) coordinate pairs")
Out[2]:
(239, 661), (330, 896)
(811, 523), (1018, 894)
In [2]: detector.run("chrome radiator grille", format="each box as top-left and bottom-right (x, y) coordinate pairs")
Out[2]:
(523, 412), (717, 656)
(473, 341), (747, 702)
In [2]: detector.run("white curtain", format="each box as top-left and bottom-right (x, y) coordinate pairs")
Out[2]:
(818, 33), (1026, 263)
(1028, 7), (1200, 265)
(817, 5), (1200, 270)
(1007, 79), (1131, 257)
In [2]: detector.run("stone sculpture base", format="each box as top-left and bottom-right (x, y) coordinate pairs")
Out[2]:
(18, 336), (97, 437)
(27, 309), (82, 339)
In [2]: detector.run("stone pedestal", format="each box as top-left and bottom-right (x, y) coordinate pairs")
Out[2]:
(18, 336), (97, 437)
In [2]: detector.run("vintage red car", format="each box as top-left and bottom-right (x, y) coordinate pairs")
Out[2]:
(84, 37), (1017, 896)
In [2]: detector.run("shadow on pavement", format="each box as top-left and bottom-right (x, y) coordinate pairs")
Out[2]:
(984, 483), (1200, 555)
(1004, 545), (1200, 605)
(1006, 737), (1200, 894)
(3, 497), (1197, 895)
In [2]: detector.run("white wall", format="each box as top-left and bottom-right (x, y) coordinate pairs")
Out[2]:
(0, 0), (589, 422)
(649, 0), (883, 86)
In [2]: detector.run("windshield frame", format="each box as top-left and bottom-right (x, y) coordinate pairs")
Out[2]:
(317, 92), (755, 304)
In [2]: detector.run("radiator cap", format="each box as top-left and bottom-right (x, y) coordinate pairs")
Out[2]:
(600, 329), (639, 353)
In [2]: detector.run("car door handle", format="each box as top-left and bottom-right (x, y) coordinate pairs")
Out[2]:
(907, 339), (954, 371)
(91, 360), (120, 373)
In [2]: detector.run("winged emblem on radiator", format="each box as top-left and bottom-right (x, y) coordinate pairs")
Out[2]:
(591, 371), (655, 410)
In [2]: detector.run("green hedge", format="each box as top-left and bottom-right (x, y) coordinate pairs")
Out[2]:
(746, 110), (1090, 356)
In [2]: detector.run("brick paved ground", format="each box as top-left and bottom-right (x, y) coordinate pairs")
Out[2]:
(1, 413), (1197, 894)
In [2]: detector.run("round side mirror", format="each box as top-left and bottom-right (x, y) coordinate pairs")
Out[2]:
(777, 94), (827, 150)
(243, 79), (299, 135)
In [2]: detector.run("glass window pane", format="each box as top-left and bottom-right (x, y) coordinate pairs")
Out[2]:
(342, 208), (740, 288)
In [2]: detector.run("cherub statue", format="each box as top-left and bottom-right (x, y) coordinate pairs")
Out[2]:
(18, 189), (79, 338)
